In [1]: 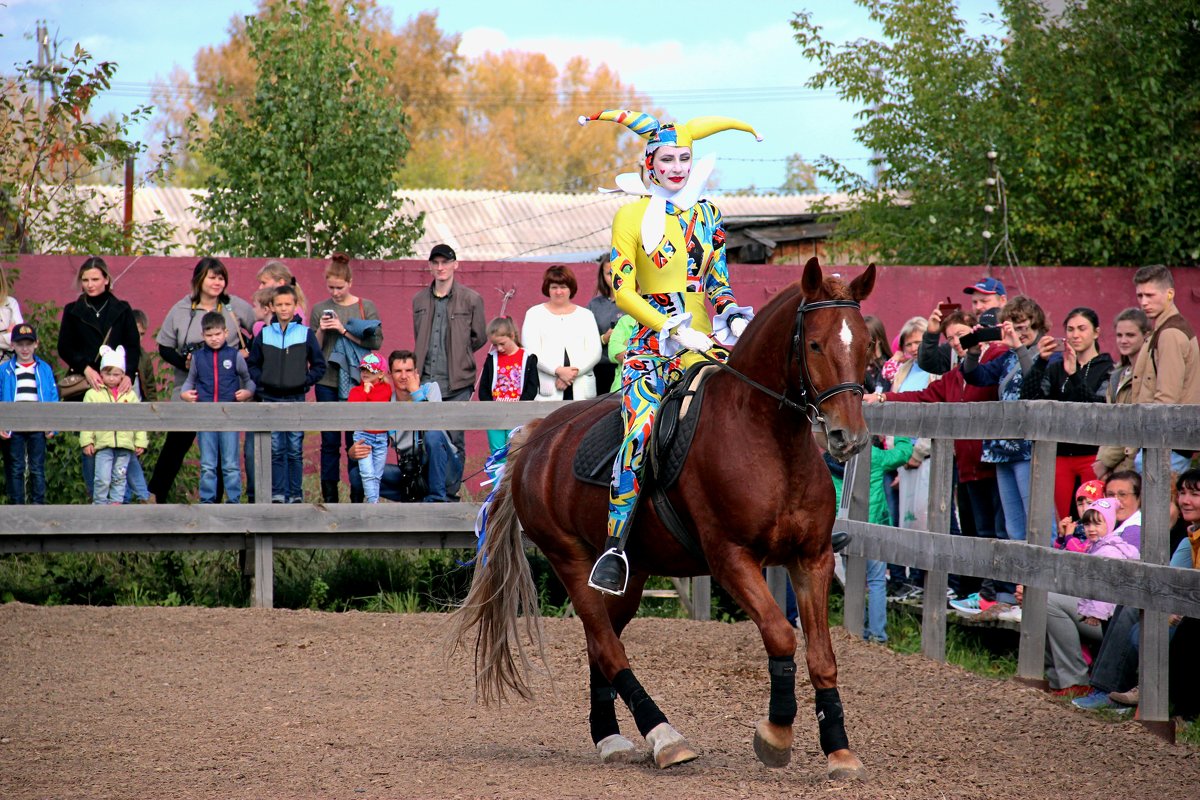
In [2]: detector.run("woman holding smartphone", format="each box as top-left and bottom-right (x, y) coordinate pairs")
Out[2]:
(310, 253), (383, 504)
(1021, 307), (1114, 519)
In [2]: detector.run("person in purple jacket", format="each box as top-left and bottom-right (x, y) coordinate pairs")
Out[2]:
(181, 312), (255, 503)
(1043, 497), (1140, 696)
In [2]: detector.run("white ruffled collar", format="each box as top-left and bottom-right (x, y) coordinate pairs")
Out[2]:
(601, 154), (716, 254)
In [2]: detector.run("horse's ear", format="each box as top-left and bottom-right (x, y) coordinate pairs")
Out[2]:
(849, 263), (876, 303)
(801, 257), (823, 297)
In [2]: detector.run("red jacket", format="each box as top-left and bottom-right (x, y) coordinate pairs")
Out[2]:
(883, 349), (1004, 483)
(347, 379), (393, 434)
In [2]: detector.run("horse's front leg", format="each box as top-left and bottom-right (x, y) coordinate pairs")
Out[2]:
(788, 553), (867, 781)
(706, 547), (801, 769)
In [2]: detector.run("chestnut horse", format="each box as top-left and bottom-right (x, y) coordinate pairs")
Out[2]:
(449, 259), (875, 779)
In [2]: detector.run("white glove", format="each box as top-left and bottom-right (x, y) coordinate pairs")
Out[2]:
(671, 325), (712, 353)
(730, 317), (749, 338)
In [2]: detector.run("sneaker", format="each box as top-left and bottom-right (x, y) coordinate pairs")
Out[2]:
(998, 605), (1023, 623)
(976, 602), (1013, 622)
(949, 593), (983, 614)
(1052, 684), (1092, 699)
(1073, 689), (1120, 711)
(1109, 686), (1140, 707)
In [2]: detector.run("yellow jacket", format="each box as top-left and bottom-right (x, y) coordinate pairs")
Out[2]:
(611, 197), (732, 334)
(80, 387), (148, 451)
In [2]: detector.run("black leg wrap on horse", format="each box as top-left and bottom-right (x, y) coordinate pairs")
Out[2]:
(814, 687), (850, 755)
(589, 664), (621, 745)
(767, 656), (798, 726)
(612, 668), (668, 737)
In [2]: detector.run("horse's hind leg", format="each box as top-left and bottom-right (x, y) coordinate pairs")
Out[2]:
(566, 563), (698, 769)
(589, 572), (646, 764)
(788, 557), (867, 781)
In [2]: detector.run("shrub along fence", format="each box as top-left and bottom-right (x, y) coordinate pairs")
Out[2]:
(2, 399), (1197, 736)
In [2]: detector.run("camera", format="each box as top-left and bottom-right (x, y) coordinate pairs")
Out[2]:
(179, 342), (203, 357)
(958, 327), (1004, 349)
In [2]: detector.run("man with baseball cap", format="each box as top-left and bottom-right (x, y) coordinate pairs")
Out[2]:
(963, 277), (1007, 315)
(412, 244), (486, 484)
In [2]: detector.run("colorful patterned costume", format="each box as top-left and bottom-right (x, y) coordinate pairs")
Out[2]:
(578, 109), (761, 594)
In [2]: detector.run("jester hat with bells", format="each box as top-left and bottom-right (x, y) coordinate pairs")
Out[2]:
(578, 110), (762, 254)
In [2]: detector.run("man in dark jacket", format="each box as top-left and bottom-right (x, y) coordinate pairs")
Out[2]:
(412, 244), (487, 455)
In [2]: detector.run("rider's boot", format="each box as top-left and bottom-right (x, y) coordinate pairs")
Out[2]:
(588, 536), (629, 596)
(831, 530), (851, 553)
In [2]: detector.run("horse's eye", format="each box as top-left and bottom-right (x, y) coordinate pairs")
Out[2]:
(808, 341), (821, 353)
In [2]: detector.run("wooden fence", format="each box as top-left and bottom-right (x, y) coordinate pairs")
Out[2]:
(838, 400), (1200, 740)
(3, 399), (1198, 735)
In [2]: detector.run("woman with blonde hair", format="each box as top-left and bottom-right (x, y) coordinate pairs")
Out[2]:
(256, 260), (308, 320)
(0, 266), (24, 362)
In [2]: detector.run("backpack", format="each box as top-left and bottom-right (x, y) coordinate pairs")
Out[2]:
(394, 438), (428, 503)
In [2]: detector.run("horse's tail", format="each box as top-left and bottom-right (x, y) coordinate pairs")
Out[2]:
(447, 424), (547, 705)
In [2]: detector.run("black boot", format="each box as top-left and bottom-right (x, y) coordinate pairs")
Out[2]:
(321, 480), (339, 504)
(831, 530), (852, 553)
(349, 487), (365, 504)
(588, 547), (629, 596)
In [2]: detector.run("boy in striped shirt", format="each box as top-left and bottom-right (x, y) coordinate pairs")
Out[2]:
(0, 324), (59, 503)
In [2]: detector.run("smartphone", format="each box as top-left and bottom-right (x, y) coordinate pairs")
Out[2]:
(937, 301), (961, 316)
(1053, 338), (1066, 352)
(958, 327), (1004, 349)
(321, 309), (336, 319)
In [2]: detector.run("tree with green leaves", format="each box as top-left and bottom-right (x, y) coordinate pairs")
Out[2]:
(1, 39), (178, 257)
(195, 0), (423, 258)
(793, 0), (1200, 266)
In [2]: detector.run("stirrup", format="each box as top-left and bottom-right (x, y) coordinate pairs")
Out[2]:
(588, 548), (629, 596)
(831, 530), (852, 553)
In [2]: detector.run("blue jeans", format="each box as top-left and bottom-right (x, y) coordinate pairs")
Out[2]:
(122, 453), (150, 503)
(264, 394), (305, 502)
(199, 430), (242, 503)
(314, 384), (353, 483)
(1134, 449), (1193, 475)
(93, 447), (132, 505)
(243, 432), (255, 503)
(994, 460), (1030, 542)
(423, 430), (462, 501)
(864, 559), (887, 643)
(6, 431), (47, 504)
(353, 431), (388, 503)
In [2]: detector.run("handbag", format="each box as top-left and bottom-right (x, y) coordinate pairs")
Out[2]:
(58, 326), (113, 400)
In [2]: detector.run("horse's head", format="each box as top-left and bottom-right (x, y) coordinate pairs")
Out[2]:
(794, 257), (876, 461)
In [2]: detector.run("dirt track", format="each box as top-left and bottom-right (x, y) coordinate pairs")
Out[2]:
(1, 603), (1197, 799)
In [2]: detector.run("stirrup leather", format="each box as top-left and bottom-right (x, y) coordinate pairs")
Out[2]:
(588, 548), (630, 596)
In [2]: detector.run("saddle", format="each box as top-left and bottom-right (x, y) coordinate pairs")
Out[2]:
(572, 363), (719, 567)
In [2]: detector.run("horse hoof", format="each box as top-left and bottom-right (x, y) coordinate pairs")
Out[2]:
(646, 722), (699, 769)
(752, 719), (793, 768)
(596, 734), (639, 764)
(826, 749), (868, 782)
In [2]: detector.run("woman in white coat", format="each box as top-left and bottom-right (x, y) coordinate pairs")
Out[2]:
(522, 265), (602, 401)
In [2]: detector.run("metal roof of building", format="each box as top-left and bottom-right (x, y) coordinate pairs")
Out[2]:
(79, 186), (849, 260)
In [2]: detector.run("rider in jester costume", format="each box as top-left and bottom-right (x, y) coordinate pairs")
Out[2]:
(578, 109), (762, 595)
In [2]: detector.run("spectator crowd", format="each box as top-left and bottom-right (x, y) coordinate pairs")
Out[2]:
(1, 255), (1197, 716)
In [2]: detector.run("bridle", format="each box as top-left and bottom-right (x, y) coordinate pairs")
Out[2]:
(788, 298), (866, 427)
(699, 296), (865, 430)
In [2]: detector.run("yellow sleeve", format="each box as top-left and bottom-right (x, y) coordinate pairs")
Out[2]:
(611, 202), (669, 332)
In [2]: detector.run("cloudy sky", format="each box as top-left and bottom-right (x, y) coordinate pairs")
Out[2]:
(1, 0), (1003, 191)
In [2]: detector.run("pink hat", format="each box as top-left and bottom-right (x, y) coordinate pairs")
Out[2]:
(1085, 498), (1118, 537)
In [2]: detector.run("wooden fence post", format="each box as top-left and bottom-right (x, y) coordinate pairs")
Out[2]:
(1017, 439), (1057, 686)
(842, 447), (872, 638)
(691, 575), (711, 621)
(1139, 448), (1173, 740)
(921, 438), (953, 662)
(252, 430), (274, 609)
